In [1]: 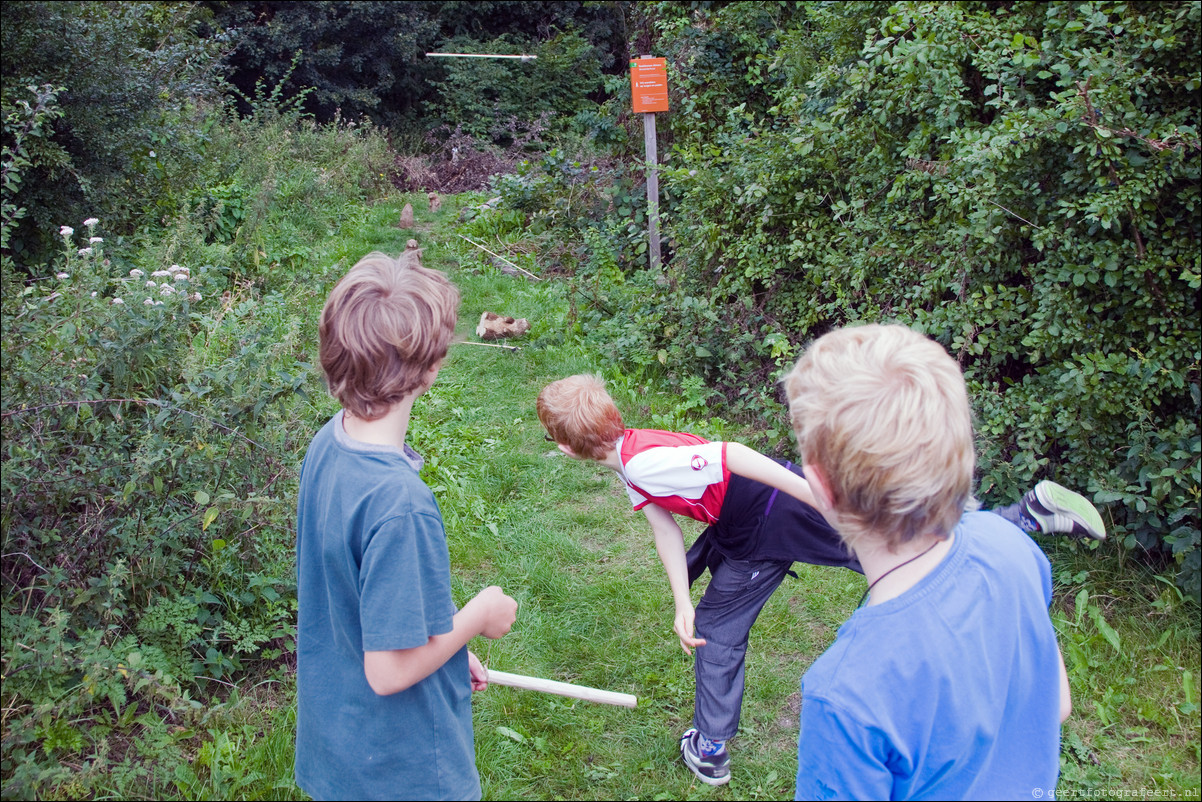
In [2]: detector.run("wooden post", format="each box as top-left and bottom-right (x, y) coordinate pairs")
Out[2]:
(644, 109), (661, 272)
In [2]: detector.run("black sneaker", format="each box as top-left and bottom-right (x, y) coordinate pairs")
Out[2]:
(680, 727), (730, 786)
(1023, 480), (1106, 541)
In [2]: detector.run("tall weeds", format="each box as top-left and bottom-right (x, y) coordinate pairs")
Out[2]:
(0, 98), (391, 799)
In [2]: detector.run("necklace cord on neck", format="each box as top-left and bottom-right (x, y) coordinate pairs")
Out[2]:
(857, 540), (940, 608)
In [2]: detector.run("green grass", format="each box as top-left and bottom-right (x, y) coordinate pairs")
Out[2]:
(1048, 547), (1202, 795)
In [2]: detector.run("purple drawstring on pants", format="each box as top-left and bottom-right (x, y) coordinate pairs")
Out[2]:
(762, 461), (793, 518)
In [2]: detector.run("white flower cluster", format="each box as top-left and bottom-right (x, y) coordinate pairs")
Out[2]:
(117, 264), (199, 306)
(55, 218), (103, 275)
(60, 217), (100, 241)
(55, 219), (204, 308)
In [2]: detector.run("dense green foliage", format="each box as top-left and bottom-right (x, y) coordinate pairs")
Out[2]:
(430, 30), (604, 144)
(495, 0), (1201, 596)
(207, 0), (627, 135)
(208, 0), (439, 128)
(1, 1), (230, 256)
(1, 86), (393, 796)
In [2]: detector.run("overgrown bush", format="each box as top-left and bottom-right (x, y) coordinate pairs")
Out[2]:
(655, 0), (1201, 595)
(0, 230), (301, 798)
(503, 1), (1200, 595)
(1, 93), (392, 797)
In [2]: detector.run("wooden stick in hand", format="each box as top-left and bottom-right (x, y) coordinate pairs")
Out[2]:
(487, 670), (637, 708)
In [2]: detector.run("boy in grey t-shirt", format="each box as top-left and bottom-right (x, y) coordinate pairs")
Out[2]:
(295, 253), (517, 800)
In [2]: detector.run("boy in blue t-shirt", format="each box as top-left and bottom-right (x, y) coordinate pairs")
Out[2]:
(295, 253), (518, 801)
(784, 324), (1070, 800)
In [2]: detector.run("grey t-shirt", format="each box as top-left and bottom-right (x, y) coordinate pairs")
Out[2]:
(294, 411), (478, 801)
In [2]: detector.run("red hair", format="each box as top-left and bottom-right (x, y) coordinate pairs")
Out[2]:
(536, 375), (625, 460)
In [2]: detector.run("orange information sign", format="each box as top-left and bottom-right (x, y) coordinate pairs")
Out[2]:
(630, 57), (669, 114)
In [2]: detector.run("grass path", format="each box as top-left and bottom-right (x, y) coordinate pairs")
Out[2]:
(416, 205), (818, 801)
(277, 191), (848, 800)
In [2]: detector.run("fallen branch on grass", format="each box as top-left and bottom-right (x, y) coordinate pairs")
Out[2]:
(457, 234), (542, 280)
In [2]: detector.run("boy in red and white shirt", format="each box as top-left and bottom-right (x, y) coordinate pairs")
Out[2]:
(536, 374), (1104, 787)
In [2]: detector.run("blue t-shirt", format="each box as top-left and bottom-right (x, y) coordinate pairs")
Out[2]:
(295, 412), (479, 801)
(795, 512), (1061, 801)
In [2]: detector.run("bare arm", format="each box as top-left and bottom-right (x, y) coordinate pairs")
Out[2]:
(643, 503), (707, 655)
(363, 585), (516, 696)
(1057, 644), (1072, 723)
(724, 442), (818, 508)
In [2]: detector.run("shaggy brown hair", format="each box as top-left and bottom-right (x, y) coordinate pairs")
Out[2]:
(319, 252), (459, 420)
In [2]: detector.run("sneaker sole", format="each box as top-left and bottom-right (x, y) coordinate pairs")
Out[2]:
(1034, 480), (1106, 540)
(681, 758), (730, 786)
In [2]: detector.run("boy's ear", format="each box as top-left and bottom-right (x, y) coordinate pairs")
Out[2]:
(419, 360), (442, 392)
(803, 462), (836, 514)
(557, 443), (578, 458)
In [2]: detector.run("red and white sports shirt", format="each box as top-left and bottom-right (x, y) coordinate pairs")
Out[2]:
(617, 429), (730, 524)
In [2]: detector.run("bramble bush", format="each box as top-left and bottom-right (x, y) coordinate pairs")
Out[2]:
(494, 1), (1200, 596)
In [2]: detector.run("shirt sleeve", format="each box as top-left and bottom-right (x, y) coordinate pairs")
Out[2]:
(624, 482), (651, 509)
(795, 696), (895, 801)
(622, 441), (727, 509)
(358, 510), (455, 652)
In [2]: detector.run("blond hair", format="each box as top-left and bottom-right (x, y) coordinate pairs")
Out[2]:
(783, 324), (977, 553)
(536, 374), (625, 461)
(319, 252), (459, 420)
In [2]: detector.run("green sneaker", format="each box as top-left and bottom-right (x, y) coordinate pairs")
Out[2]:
(1023, 480), (1106, 541)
